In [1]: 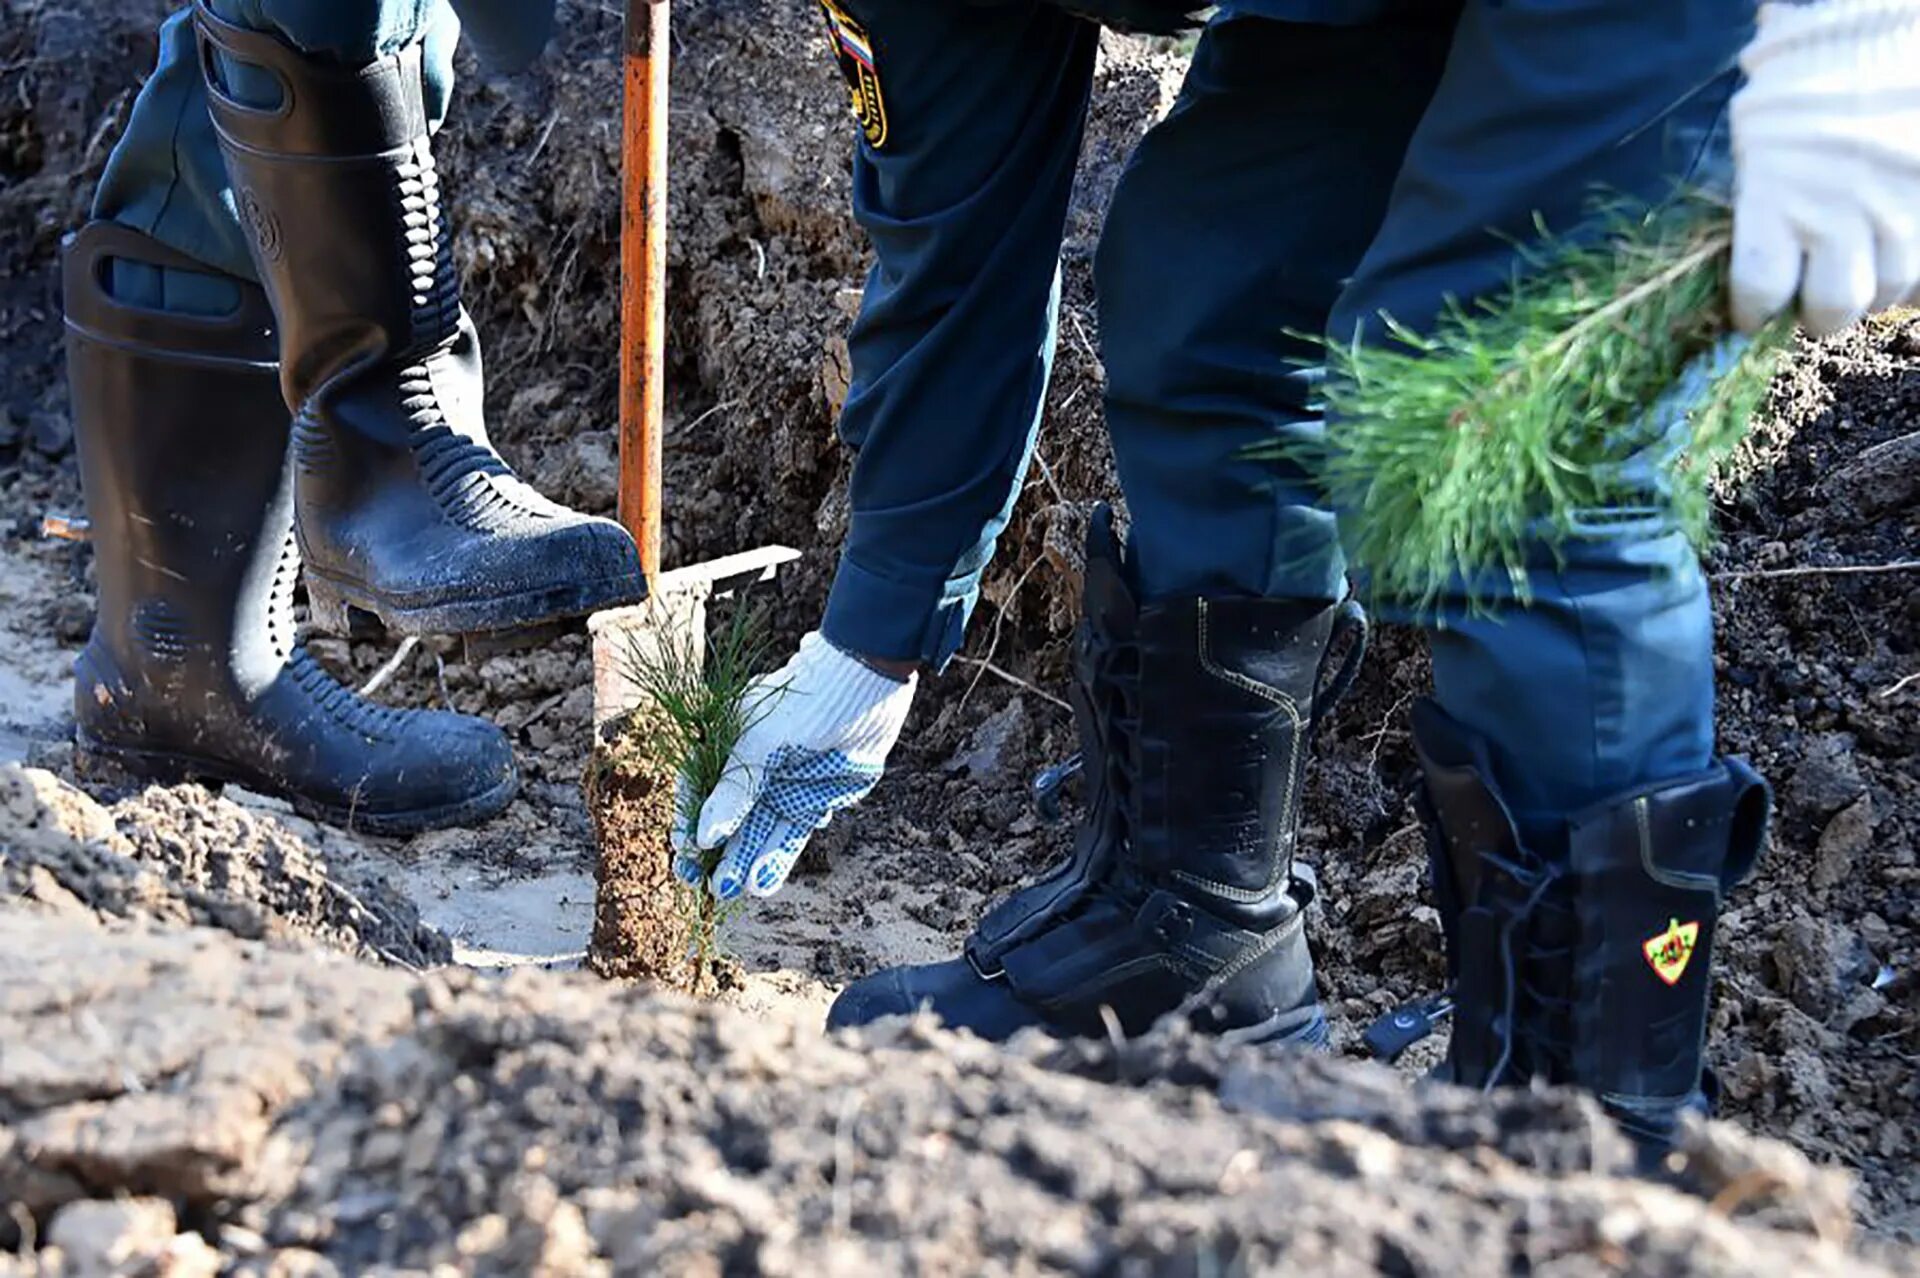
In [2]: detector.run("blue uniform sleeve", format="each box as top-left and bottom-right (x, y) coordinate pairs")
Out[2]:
(817, 0), (1098, 669)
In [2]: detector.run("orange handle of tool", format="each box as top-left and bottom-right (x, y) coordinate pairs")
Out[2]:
(619, 0), (670, 582)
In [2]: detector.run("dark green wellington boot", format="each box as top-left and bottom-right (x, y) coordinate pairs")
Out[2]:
(65, 222), (518, 836)
(829, 507), (1366, 1046)
(1398, 700), (1769, 1152)
(193, 2), (645, 639)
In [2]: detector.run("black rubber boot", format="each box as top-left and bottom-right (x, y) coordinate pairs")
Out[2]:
(829, 508), (1366, 1045)
(1407, 701), (1769, 1151)
(65, 222), (519, 836)
(193, 3), (645, 639)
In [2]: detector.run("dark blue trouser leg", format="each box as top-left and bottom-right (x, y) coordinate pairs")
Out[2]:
(1095, 13), (1457, 604)
(1099, 0), (1751, 838)
(1328, 0), (1751, 839)
(817, 0), (1098, 668)
(92, 1), (458, 300)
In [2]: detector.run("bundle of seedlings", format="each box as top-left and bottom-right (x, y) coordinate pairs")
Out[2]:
(1261, 199), (1796, 611)
(585, 604), (776, 996)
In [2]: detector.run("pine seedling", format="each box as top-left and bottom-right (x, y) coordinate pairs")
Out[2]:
(1255, 199), (1794, 612)
(618, 603), (781, 989)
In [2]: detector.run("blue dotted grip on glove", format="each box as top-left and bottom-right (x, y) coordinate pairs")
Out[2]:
(674, 745), (885, 901)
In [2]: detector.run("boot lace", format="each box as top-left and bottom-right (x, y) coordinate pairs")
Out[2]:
(1366, 842), (1577, 1089)
(1080, 626), (1147, 907)
(1481, 851), (1575, 1088)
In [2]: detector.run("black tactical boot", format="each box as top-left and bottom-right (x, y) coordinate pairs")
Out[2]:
(65, 222), (519, 836)
(193, 3), (645, 639)
(828, 508), (1366, 1045)
(1401, 700), (1769, 1151)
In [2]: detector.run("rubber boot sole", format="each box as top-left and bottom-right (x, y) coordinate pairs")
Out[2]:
(1206, 1002), (1331, 1052)
(305, 563), (646, 640)
(828, 958), (1334, 1050)
(74, 732), (520, 838)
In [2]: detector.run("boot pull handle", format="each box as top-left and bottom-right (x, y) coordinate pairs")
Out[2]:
(192, 0), (427, 156)
(61, 223), (277, 363)
(193, 3), (295, 125)
(1308, 598), (1370, 740)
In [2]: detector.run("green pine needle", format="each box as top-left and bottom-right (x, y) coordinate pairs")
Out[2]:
(619, 603), (780, 882)
(611, 603), (783, 989)
(1254, 200), (1793, 611)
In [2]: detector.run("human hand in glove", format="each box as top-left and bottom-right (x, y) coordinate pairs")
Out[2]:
(674, 632), (917, 901)
(1731, 0), (1920, 337)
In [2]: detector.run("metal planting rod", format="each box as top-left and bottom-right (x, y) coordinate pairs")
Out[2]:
(619, 0), (671, 583)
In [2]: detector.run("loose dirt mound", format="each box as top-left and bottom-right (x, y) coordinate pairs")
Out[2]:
(1, 764), (449, 967)
(1, 904), (1905, 1276)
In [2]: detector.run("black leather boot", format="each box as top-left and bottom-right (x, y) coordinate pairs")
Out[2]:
(828, 508), (1366, 1045)
(1404, 701), (1769, 1150)
(65, 222), (519, 836)
(193, 3), (645, 639)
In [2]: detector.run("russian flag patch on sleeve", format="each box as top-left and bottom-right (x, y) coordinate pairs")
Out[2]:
(819, 0), (889, 150)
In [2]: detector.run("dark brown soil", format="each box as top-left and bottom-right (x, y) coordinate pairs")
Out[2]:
(585, 708), (734, 996)
(4, 906), (1911, 1277)
(0, 764), (449, 968)
(1, 0), (1916, 1257)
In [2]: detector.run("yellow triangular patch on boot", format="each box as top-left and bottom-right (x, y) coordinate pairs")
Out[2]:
(1642, 918), (1701, 986)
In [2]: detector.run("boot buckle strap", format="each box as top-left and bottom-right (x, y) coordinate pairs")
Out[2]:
(967, 840), (1102, 965)
(970, 892), (1199, 987)
(1141, 893), (1195, 948)
(964, 937), (1007, 983)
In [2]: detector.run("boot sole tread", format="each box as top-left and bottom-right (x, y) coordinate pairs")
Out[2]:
(304, 565), (646, 639)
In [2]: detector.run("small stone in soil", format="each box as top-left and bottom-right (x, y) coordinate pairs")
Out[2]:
(1786, 734), (1866, 818)
(29, 410), (73, 457)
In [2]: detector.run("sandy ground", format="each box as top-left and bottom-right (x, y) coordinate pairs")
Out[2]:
(0, 542), (78, 765)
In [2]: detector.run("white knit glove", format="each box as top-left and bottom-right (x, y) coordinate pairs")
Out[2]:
(673, 632), (917, 901)
(1731, 0), (1920, 337)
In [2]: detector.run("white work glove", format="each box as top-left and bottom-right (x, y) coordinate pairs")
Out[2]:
(1731, 0), (1920, 337)
(673, 632), (917, 901)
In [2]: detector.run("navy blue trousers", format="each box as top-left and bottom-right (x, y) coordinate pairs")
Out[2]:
(820, 0), (1752, 839)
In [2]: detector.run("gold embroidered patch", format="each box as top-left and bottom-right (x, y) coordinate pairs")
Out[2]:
(819, 0), (888, 149)
(1642, 918), (1701, 986)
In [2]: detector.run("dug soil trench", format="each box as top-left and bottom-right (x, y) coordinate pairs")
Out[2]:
(1, 0), (1917, 1268)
